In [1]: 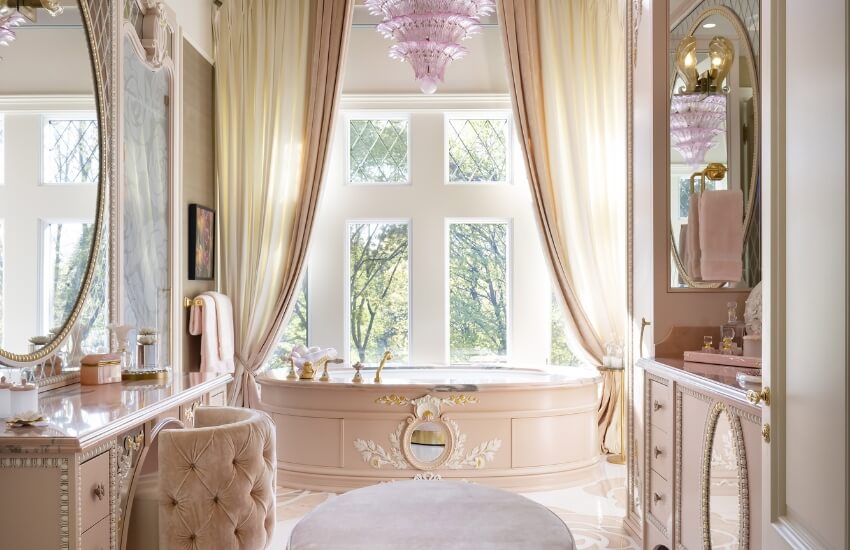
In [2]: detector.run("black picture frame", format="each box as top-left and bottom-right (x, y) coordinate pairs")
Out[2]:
(188, 204), (215, 280)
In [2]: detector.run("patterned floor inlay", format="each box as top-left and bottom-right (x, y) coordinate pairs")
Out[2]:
(271, 462), (640, 549)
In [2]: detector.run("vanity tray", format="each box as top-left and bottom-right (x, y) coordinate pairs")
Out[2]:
(683, 351), (762, 369)
(5, 413), (48, 428)
(122, 369), (169, 381)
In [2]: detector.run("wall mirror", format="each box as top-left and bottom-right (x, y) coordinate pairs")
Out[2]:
(668, 2), (760, 290)
(118, 2), (174, 370)
(701, 402), (749, 549)
(0, 0), (107, 368)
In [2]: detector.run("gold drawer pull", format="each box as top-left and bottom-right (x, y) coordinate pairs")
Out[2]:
(653, 446), (663, 458)
(652, 400), (663, 411)
(92, 482), (106, 501)
(652, 492), (664, 504)
(746, 387), (770, 406)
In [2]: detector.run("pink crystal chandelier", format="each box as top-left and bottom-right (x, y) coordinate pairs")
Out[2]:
(670, 93), (727, 168)
(365, 0), (496, 94)
(0, 11), (25, 47)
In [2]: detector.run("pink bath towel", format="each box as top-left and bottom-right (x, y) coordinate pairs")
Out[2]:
(188, 292), (236, 374)
(685, 193), (702, 280)
(698, 189), (743, 282)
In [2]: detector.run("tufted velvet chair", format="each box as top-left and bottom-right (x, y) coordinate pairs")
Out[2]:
(158, 406), (276, 550)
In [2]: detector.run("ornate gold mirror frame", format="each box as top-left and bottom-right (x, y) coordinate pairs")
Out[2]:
(0, 0), (114, 368)
(700, 401), (750, 549)
(400, 416), (456, 471)
(668, 5), (761, 290)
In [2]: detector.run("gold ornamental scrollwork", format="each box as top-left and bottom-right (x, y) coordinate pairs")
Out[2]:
(375, 394), (410, 406)
(355, 393), (500, 472)
(375, 394), (480, 407)
(444, 394), (479, 406)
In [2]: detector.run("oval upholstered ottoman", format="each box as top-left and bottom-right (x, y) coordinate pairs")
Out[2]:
(287, 480), (575, 550)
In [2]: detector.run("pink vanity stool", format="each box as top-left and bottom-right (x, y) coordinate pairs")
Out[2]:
(287, 480), (575, 549)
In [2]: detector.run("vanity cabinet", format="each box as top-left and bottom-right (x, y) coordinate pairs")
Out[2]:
(638, 358), (761, 549)
(0, 373), (230, 550)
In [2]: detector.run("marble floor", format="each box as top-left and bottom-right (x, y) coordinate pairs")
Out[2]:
(271, 461), (640, 549)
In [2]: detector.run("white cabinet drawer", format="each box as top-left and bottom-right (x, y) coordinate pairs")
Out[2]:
(80, 451), (110, 532)
(649, 379), (671, 430)
(650, 424), (672, 481)
(648, 469), (672, 534)
(81, 514), (110, 550)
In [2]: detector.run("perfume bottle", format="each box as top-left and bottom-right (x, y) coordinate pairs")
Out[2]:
(720, 301), (746, 351)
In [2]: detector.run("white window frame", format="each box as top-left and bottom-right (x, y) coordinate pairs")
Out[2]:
(40, 112), (99, 186)
(444, 217), (513, 363)
(444, 111), (513, 186)
(344, 218), (413, 365)
(345, 113), (412, 186)
(301, 95), (555, 367)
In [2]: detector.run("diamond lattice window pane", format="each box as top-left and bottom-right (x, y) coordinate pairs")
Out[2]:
(349, 118), (409, 184)
(447, 117), (509, 183)
(42, 116), (100, 184)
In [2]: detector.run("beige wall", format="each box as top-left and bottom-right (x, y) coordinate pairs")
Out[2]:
(0, 27), (92, 95)
(343, 27), (508, 95)
(180, 40), (216, 372)
(162, 0), (214, 62)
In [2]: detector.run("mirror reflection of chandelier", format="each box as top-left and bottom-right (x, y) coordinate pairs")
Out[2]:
(670, 35), (735, 168)
(0, 0), (64, 47)
(365, 0), (496, 94)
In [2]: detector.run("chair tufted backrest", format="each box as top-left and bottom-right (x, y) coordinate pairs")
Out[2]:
(158, 406), (276, 550)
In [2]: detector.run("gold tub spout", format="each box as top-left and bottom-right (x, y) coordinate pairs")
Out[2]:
(319, 357), (344, 382)
(374, 351), (393, 383)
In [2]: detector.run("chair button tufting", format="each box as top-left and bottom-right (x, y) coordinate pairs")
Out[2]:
(189, 534), (196, 541)
(213, 496), (219, 503)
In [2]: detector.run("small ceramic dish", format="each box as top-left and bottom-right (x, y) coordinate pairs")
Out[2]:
(736, 371), (762, 387)
(5, 411), (48, 428)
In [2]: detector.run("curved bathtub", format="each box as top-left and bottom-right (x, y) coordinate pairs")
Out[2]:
(258, 364), (602, 492)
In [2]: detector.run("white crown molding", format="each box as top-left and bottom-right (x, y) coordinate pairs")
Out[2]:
(0, 94), (96, 112)
(340, 93), (512, 111)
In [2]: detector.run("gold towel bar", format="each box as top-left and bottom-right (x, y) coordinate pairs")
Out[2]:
(184, 297), (204, 308)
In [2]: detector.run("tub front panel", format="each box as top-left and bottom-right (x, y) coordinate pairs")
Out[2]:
(511, 413), (598, 468)
(259, 366), (603, 492)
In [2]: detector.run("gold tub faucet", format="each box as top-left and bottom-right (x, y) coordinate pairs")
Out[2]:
(374, 351), (393, 383)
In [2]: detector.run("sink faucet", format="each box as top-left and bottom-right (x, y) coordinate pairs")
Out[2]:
(374, 351), (393, 383)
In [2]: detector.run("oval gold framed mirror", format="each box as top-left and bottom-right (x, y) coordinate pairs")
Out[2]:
(701, 402), (749, 549)
(668, 4), (760, 290)
(401, 416), (455, 471)
(0, 0), (107, 367)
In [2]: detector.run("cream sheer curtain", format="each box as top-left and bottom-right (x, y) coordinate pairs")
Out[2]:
(214, 0), (352, 407)
(498, 0), (627, 453)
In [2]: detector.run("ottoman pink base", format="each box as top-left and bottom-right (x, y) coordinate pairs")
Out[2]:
(287, 480), (575, 549)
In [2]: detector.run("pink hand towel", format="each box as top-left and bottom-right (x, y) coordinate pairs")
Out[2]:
(188, 293), (235, 374)
(207, 291), (235, 368)
(685, 193), (702, 280)
(698, 189), (743, 282)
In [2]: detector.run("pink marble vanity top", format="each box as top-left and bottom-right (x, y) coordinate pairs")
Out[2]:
(0, 372), (231, 452)
(640, 357), (761, 406)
